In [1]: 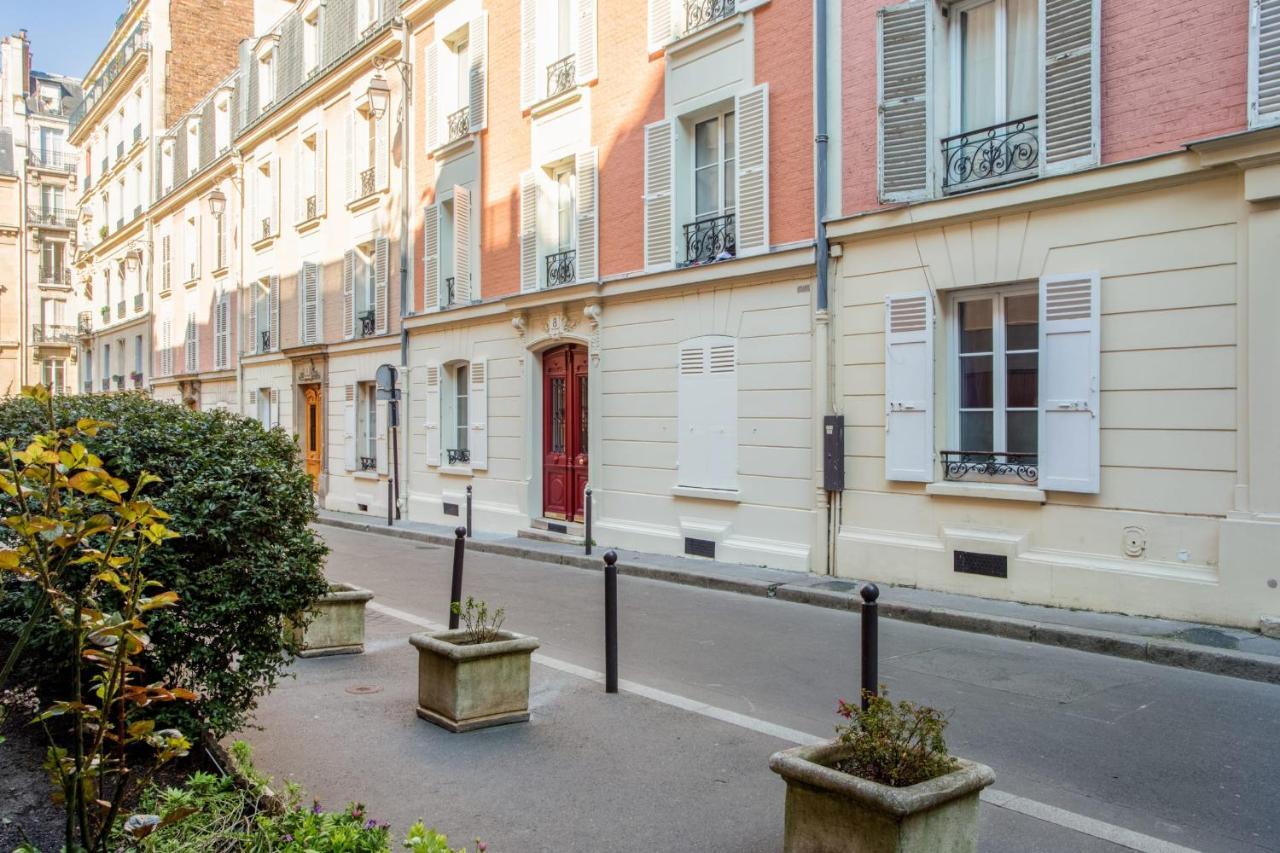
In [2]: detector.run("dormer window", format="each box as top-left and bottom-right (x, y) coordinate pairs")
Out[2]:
(357, 0), (377, 34)
(214, 89), (232, 153)
(259, 49), (276, 110)
(160, 138), (175, 194)
(304, 8), (322, 74)
(186, 120), (200, 176)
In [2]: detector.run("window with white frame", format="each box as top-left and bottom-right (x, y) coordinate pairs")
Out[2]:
(259, 49), (275, 110)
(676, 336), (738, 491)
(184, 213), (199, 281)
(42, 359), (65, 394)
(357, 0), (377, 34)
(689, 109), (736, 263)
(254, 279), (273, 351)
(134, 334), (143, 375)
(257, 388), (272, 429)
(160, 139), (175, 193)
(133, 163), (143, 216)
(357, 381), (377, 469)
(214, 208), (226, 270)
(297, 128), (325, 222)
(444, 362), (470, 463)
(304, 8), (322, 75)
(355, 245), (376, 326)
(161, 235), (172, 292)
(214, 90), (231, 152)
(186, 120), (200, 176)
(256, 159), (275, 240)
(520, 0), (594, 106)
(546, 162), (577, 286)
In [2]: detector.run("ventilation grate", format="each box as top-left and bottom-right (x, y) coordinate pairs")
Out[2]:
(684, 537), (716, 559)
(953, 550), (1008, 579)
(1045, 279), (1093, 320)
(679, 347), (704, 375)
(470, 361), (485, 386)
(889, 296), (928, 333)
(708, 344), (736, 373)
(443, 502), (459, 517)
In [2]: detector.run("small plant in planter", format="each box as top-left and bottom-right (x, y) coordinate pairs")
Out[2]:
(769, 688), (995, 853)
(408, 596), (539, 732)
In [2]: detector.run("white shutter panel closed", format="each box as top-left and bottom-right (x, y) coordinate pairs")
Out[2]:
(453, 185), (471, 303)
(293, 141), (302, 223)
(302, 262), (319, 344)
(575, 148), (598, 282)
(375, 399), (388, 475)
(519, 170), (538, 292)
(520, 0), (536, 108)
(375, 112), (389, 191)
(677, 338), (738, 490)
(1251, 0), (1280, 128)
(424, 42), (440, 150)
(577, 0), (598, 85)
(345, 112), (355, 201)
(268, 274), (280, 350)
(1038, 273), (1100, 493)
(315, 130), (327, 215)
(643, 120), (675, 269)
(343, 385), (357, 471)
(649, 0), (673, 53)
(877, 1), (931, 202)
(1040, 0), (1100, 175)
(469, 14), (488, 131)
(469, 359), (488, 470)
(423, 205), (440, 309)
(884, 292), (934, 482)
(374, 237), (389, 333)
(247, 285), (258, 353)
(342, 250), (355, 338)
(214, 296), (228, 369)
(734, 85), (768, 256)
(425, 364), (441, 466)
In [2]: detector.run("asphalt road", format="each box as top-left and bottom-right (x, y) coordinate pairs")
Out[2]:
(237, 525), (1280, 852)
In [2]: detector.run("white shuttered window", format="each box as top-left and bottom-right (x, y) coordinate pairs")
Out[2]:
(1250, 0), (1280, 127)
(883, 292), (934, 482)
(1037, 273), (1100, 493)
(677, 336), (738, 491)
(877, 1), (931, 202)
(1039, 0), (1100, 175)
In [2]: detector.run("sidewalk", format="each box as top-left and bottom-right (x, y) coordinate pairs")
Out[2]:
(315, 508), (1280, 685)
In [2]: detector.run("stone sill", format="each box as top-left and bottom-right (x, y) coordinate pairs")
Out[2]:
(529, 88), (583, 119)
(925, 481), (1046, 503)
(346, 191), (386, 214)
(352, 470), (381, 481)
(435, 464), (474, 477)
(671, 485), (741, 504)
(296, 216), (323, 235)
(432, 135), (475, 160)
(252, 233), (277, 252)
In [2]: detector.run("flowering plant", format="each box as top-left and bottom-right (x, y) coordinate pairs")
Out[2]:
(833, 687), (957, 788)
(247, 801), (390, 852)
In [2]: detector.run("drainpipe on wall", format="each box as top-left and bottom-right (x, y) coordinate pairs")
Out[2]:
(813, 0), (838, 576)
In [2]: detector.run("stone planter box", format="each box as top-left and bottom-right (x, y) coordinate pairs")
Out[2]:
(408, 629), (539, 732)
(292, 583), (374, 658)
(769, 740), (995, 853)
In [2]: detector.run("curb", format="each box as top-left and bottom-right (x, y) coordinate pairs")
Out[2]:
(315, 516), (1280, 687)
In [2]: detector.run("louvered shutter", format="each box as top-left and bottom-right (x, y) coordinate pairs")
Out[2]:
(734, 85), (768, 256)
(268, 274), (280, 351)
(270, 388), (280, 428)
(301, 262), (319, 344)
(1040, 0), (1100, 175)
(649, 0), (672, 53)
(520, 0), (536, 107)
(469, 14), (488, 131)
(375, 399), (388, 475)
(423, 205), (440, 309)
(293, 141), (302, 223)
(375, 110), (389, 191)
(315, 130), (327, 215)
(677, 337), (738, 490)
(643, 120), (675, 269)
(1252, 0), (1280, 127)
(577, 0), (598, 84)
(343, 384), (357, 470)
(424, 364), (441, 466)
(877, 1), (931, 202)
(274, 156), (283, 234)
(195, 215), (202, 277)
(247, 284), (259, 353)
(453, 186), (472, 303)
(238, 40), (253, 127)
(161, 320), (173, 376)
(345, 112), (355, 201)
(424, 42), (439, 150)
(519, 170), (538, 291)
(1038, 273), (1100, 493)
(374, 237), (389, 333)
(161, 235), (171, 291)
(184, 313), (197, 374)
(342, 249), (355, 338)
(576, 148), (598, 282)
(215, 295), (229, 369)
(466, 358), (488, 469)
(884, 292), (934, 482)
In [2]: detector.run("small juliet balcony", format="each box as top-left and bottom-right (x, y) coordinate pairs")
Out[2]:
(359, 166), (376, 198)
(546, 55), (576, 100)
(545, 249), (577, 287)
(28, 207), (76, 228)
(260, 330), (273, 353)
(305, 195), (317, 221)
(357, 310), (375, 338)
(38, 265), (70, 285)
(261, 217), (273, 242)
(941, 116), (1039, 195)
(134, 293), (144, 313)
(358, 456), (377, 472)
(77, 312), (93, 336)
(940, 450), (1039, 484)
(683, 213), (736, 265)
(444, 277), (456, 306)
(685, 0), (736, 34)
(31, 324), (77, 346)
(445, 448), (470, 465)
(447, 107), (470, 145)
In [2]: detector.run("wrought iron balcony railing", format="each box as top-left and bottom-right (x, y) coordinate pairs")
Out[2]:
(69, 20), (147, 135)
(447, 107), (470, 144)
(444, 277), (456, 306)
(113, 375), (125, 390)
(546, 249), (577, 287)
(116, 217), (123, 232)
(357, 309), (375, 338)
(305, 195), (317, 220)
(28, 207), (76, 227)
(260, 330), (273, 352)
(30, 150), (76, 172)
(134, 293), (144, 312)
(38, 266), (70, 284)
(78, 312), (93, 335)
(446, 448), (470, 465)
(683, 213), (736, 265)
(32, 324), (77, 344)
(261, 217), (272, 241)
(941, 116), (1039, 195)
(101, 378), (110, 392)
(117, 300), (126, 319)
(940, 450), (1038, 484)
(84, 381), (93, 393)
(360, 166), (376, 197)
(358, 456), (377, 472)
(685, 0), (736, 33)
(547, 55), (576, 99)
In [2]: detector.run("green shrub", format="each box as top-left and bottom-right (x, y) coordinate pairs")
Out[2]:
(0, 392), (329, 737)
(833, 688), (958, 787)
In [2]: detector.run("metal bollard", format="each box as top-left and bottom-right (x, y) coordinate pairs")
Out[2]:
(386, 480), (394, 527)
(604, 550), (618, 694)
(448, 526), (466, 630)
(465, 485), (473, 538)
(860, 582), (879, 710)
(584, 486), (593, 556)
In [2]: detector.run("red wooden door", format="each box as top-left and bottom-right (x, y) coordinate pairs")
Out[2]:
(542, 344), (589, 521)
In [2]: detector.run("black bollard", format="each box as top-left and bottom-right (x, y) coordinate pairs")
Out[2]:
(448, 526), (466, 630)
(465, 485), (473, 538)
(860, 582), (879, 710)
(584, 487), (593, 556)
(386, 479), (394, 527)
(604, 550), (618, 693)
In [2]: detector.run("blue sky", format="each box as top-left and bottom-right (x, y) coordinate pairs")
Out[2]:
(4, 0), (130, 80)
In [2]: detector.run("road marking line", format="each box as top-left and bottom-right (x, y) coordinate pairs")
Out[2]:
(367, 601), (1202, 853)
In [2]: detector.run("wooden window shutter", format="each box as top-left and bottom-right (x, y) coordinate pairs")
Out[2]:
(268, 275), (280, 351)
(423, 204), (440, 309)
(342, 250), (355, 338)
(734, 85), (769, 256)
(345, 112), (355, 202)
(375, 398), (388, 475)
(453, 186), (472, 303)
(374, 237), (389, 333)
(1252, 0), (1280, 128)
(1038, 273), (1101, 493)
(577, 0), (598, 85)
(315, 130), (327, 216)
(1040, 0), (1100, 175)
(247, 284), (258, 353)
(469, 14), (488, 132)
(343, 384), (357, 470)
(302, 262), (319, 344)
(643, 120), (675, 269)
(883, 292), (934, 482)
(215, 295), (229, 369)
(877, 1), (931, 202)
(375, 109), (389, 191)
(274, 156), (283, 235)
(424, 42), (440, 150)
(194, 215), (202, 278)
(519, 170), (538, 292)
(424, 364), (441, 466)
(575, 148), (599, 283)
(649, 0), (673, 53)
(469, 359), (488, 470)
(161, 235), (171, 291)
(293, 141), (302, 223)
(676, 337), (738, 490)
(520, 0), (536, 109)
(185, 312), (197, 374)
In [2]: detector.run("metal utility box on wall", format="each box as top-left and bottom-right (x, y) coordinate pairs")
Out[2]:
(823, 415), (845, 492)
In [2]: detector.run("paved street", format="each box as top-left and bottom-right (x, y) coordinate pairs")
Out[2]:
(235, 525), (1280, 852)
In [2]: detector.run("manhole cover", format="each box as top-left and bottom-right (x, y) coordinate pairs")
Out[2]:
(812, 580), (861, 592)
(345, 685), (384, 695)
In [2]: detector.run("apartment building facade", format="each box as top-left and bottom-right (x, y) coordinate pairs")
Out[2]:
(823, 0), (1280, 628)
(0, 31), (85, 397)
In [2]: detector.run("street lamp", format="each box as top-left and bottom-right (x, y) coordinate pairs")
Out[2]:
(366, 73), (391, 120)
(206, 188), (227, 218)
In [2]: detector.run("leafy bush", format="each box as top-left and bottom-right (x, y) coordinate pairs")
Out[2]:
(0, 392), (329, 737)
(833, 688), (958, 787)
(450, 597), (505, 645)
(247, 802), (391, 852)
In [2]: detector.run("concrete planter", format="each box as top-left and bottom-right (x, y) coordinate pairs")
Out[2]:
(292, 583), (374, 658)
(769, 740), (995, 853)
(408, 629), (540, 732)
